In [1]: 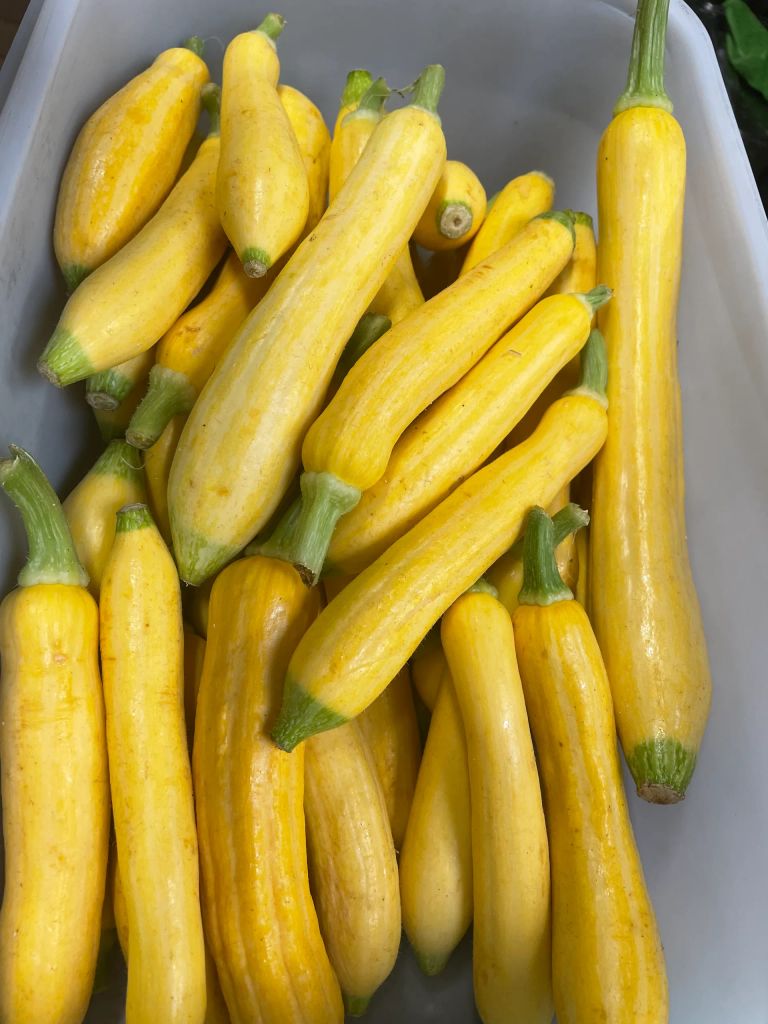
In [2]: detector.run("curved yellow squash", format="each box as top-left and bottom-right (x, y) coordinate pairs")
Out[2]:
(412, 159), (486, 251)
(460, 171), (554, 275)
(142, 413), (187, 545)
(169, 79), (447, 584)
(62, 439), (145, 599)
(546, 211), (597, 299)
(305, 721), (400, 1014)
(278, 84), (331, 236)
(54, 43), (209, 293)
(326, 290), (598, 574)
(100, 503), (206, 1024)
(399, 674), (472, 975)
(411, 643), (450, 712)
(193, 556), (343, 1024)
(442, 593), (553, 1024)
(217, 19), (309, 275)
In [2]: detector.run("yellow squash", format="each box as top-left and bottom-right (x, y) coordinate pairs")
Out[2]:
(169, 67), (447, 585)
(143, 413), (187, 546)
(100, 503), (206, 1024)
(412, 159), (486, 251)
(513, 506), (668, 1022)
(592, 0), (711, 801)
(54, 39), (209, 293)
(399, 674), (472, 974)
(272, 329), (608, 750)
(0, 447), (110, 1024)
(304, 721), (400, 1015)
(325, 287), (609, 575)
(93, 369), (149, 442)
(217, 16), (309, 276)
(333, 68), (373, 136)
(296, 212), (575, 583)
(193, 556), (343, 1024)
(39, 84), (228, 386)
(86, 344), (158, 411)
(442, 592), (552, 1024)
(366, 246), (425, 325)
(411, 642), (450, 712)
(460, 171), (554, 275)
(62, 440), (145, 600)
(546, 210), (597, 299)
(278, 84), (331, 236)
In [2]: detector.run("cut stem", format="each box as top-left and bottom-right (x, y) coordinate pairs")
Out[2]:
(0, 445), (88, 588)
(256, 13), (285, 43)
(201, 82), (221, 138)
(182, 36), (204, 57)
(577, 285), (612, 317)
(292, 473), (361, 586)
(245, 497), (303, 561)
(566, 328), (609, 406)
(86, 367), (134, 410)
(518, 506), (573, 607)
(342, 77), (390, 125)
(509, 503), (589, 560)
(614, 0), (673, 115)
(437, 200), (473, 240)
(127, 364), (197, 449)
(340, 70), (373, 110)
(411, 65), (445, 121)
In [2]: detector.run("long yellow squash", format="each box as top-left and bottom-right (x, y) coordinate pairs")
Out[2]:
(100, 503), (206, 1024)
(325, 287), (609, 574)
(39, 85), (228, 386)
(193, 556), (343, 1024)
(272, 329), (608, 750)
(305, 721), (401, 1015)
(296, 212), (575, 583)
(460, 171), (554, 275)
(411, 642), (450, 712)
(0, 448), (110, 1024)
(143, 413), (186, 546)
(277, 83), (331, 236)
(169, 67), (447, 585)
(54, 39), (209, 293)
(399, 674), (472, 974)
(412, 159), (486, 251)
(592, 0), (711, 802)
(546, 210), (597, 299)
(514, 507), (668, 1022)
(62, 439), (145, 599)
(442, 592), (553, 1024)
(217, 16), (309, 276)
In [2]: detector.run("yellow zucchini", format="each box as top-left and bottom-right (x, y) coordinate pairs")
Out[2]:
(0, 447), (110, 1024)
(412, 159), (486, 251)
(86, 344), (158, 411)
(62, 439), (146, 599)
(592, 0), (711, 801)
(217, 16), (309, 276)
(54, 39), (209, 293)
(272, 329), (608, 749)
(193, 556), (342, 1024)
(169, 67), (447, 585)
(325, 286), (609, 575)
(366, 246), (425, 325)
(460, 171), (554, 275)
(399, 673), (472, 974)
(296, 212), (576, 583)
(442, 591), (553, 1024)
(39, 84), (228, 386)
(304, 721), (400, 1014)
(278, 84), (331, 236)
(411, 642), (450, 712)
(100, 503), (206, 1024)
(513, 507), (669, 1022)
(142, 413), (186, 546)
(546, 210), (597, 299)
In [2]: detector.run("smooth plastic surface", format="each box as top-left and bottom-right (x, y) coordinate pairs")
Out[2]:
(1, 1), (768, 1021)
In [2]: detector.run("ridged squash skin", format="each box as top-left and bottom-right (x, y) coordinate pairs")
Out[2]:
(54, 46), (209, 291)
(593, 106), (711, 799)
(303, 214), (574, 494)
(460, 171), (554, 275)
(304, 721), (401, 1012)
(41, 135), (228, 384)
(326, 292), (593, 574)
(217, 32), (309, 271)
(412, 160), (486, 251)
(279, 390), (607, 737)
(0, 585), (110, 1024)
(442, 594), (553, 1024)
(328, 109), (378, 202)
(169, 103), (446, 584)
(143, 414), (187, 546)
(399, 675), (472, 974)
(192, 557), (343, 1024)
(513, 598), (669, 1023)
(278, 84), (331, 235)
(100, 506), (206, 1024)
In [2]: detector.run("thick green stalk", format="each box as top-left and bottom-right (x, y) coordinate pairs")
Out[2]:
(509, 503), (589, 561)
(518, 507), (573, 607)
(292, 473), (361, 586)
(340, 69), (373, 110)
(256, 13), (284, 43)
(563, 209), (594, 230)
(245, 497), (303, 561)
(614, 0), (673, 115)
(342, 77), (390, 125)
(0, 445), (88, 588)
(183, 36), (204, 58)
(115, 503), (155, 534)
(578, 285), (612, 317)
(411, 65), (445, 123)
(86, 366), (135, 411)
(566, 328), (609, 406)
(127, 365), (197, 449)
(201, 82), (221, 138)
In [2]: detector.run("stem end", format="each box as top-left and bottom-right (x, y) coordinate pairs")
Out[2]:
(437, 200), (473, 240)
(291, 472), (361, 587)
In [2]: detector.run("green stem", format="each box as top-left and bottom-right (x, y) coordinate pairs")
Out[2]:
(436, 200), (473, 240)
(0, 445), (88, 588)
(201, 83), (221, 138)
(535, 210), (575, 246)
(509, 502), (589, 560)
(86, 366), (135, 411)
(563, 210), (594, 230)
(331, 313), (391, 388)
(577, 285), (612, 317)
(614, 0), (673, 115)
(126, 365), (197, 450)
(566, 329), (609, 406)
(343, 77), (390, 125)
(245, 497), (303, 560)
(411, 65), (445, 122)
(115, 503), (154, 534)
(183, 36), (204, 58)
(291, 473), (361, 586)
(340, 69), (373, 110)
(256, 13), (285, 42)
(343, 994), (372, 1017)
(518, 507), (573, 607)
(90, 440), (144, 482)
(465, 577), (498, 598)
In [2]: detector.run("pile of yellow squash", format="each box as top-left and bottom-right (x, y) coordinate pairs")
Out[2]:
(0, 1), (713, 1022)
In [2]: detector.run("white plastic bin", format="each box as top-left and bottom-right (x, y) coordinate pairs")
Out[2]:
(1, 0), (767, 1020)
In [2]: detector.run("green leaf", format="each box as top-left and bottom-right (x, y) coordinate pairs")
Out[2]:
(725, 0), (768, 103)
